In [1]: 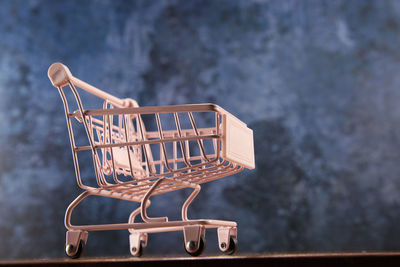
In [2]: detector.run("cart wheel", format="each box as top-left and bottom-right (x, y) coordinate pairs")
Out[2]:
(184, 236), (206, 257)
(222, 236), (238, 255)
(66, 240), (85, 259)
(132, 241), (146, 257)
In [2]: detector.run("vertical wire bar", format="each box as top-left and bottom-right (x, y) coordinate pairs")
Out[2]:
(185, 139), (191, 173)
(173, 141), (177, 171)
(118, 112), (123, 139)
(107, 113), (119, 184)
(216, 112), (221, 163)
(147, 119), (157, 174)
(93, 147), (108, 185)
(134, 114), (144, 173)
(102, 101), (109, 176)
(188, 112), (210, 162)
(96, 124), (110, 176)
(155, 113), (173, 172)
(89, 116), (101, 184)
(173, 112), (192, 167)
(122, 114), (135, 180)
(137, 114), (153, 175)
(212, 138), (218, 160)
(88, 115), (108, 185)
(160, 143), (164, 174)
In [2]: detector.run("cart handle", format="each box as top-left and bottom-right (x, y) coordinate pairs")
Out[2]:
(48, 62), (138, 108)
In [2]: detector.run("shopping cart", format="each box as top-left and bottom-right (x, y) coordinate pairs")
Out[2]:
(47, 62), (255, 258)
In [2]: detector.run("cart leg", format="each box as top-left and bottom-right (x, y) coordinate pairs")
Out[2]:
(129, 232), (148, 257)
(64, 192), (92, 259)
(181, 184), (201, 221)
(64, 191), (92, 230)
(140, 179), (168, 223)
(217, 227), (238, 255)
(128, 200), (151, 234)
(128, 201), (151, 256)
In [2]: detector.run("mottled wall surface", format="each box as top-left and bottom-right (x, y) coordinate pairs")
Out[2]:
(0, 0), (400, 260)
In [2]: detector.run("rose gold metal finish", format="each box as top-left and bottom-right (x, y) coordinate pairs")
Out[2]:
(183, 225), (205, 253)
(48, 62), (255, 256)
(218, 227), (237, 252)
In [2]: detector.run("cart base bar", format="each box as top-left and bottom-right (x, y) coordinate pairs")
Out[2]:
(67, 219), (237, 232)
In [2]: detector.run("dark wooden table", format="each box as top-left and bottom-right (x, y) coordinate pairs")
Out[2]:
(2, 252), (400, 266)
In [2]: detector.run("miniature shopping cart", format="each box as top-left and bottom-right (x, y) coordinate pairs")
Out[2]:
(47, 62), (255, 258)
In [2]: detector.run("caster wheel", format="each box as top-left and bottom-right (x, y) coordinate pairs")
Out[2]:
(222, 236), (238, 255)
(132, 241), (146, 257)
(184, 236), (206, 257)
(66, 240), (85, 259)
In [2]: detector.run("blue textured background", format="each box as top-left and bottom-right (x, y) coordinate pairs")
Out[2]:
(1, 0), (400, 260)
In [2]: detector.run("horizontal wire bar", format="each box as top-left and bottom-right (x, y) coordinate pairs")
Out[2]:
(84, 103), (226, 116)
(73, 134), (220, 151)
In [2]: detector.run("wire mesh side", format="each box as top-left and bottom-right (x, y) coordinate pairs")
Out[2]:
(57, 81), (244, 199)
(90, 103), (222, 184)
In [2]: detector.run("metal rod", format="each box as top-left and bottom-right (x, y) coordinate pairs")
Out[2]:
(173, 112), (192, 167)
(155, 113), (173, 172)
(122, 114), (136, 179)
(188, 112), (210, 162)
(140, 179), (168, 223)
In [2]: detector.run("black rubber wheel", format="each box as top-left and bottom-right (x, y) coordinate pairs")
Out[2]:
(223, 236), (238, 255)
(132, 241), (146, 257)
(66, 240), (85, 259)
(184, 236), (206, 257)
